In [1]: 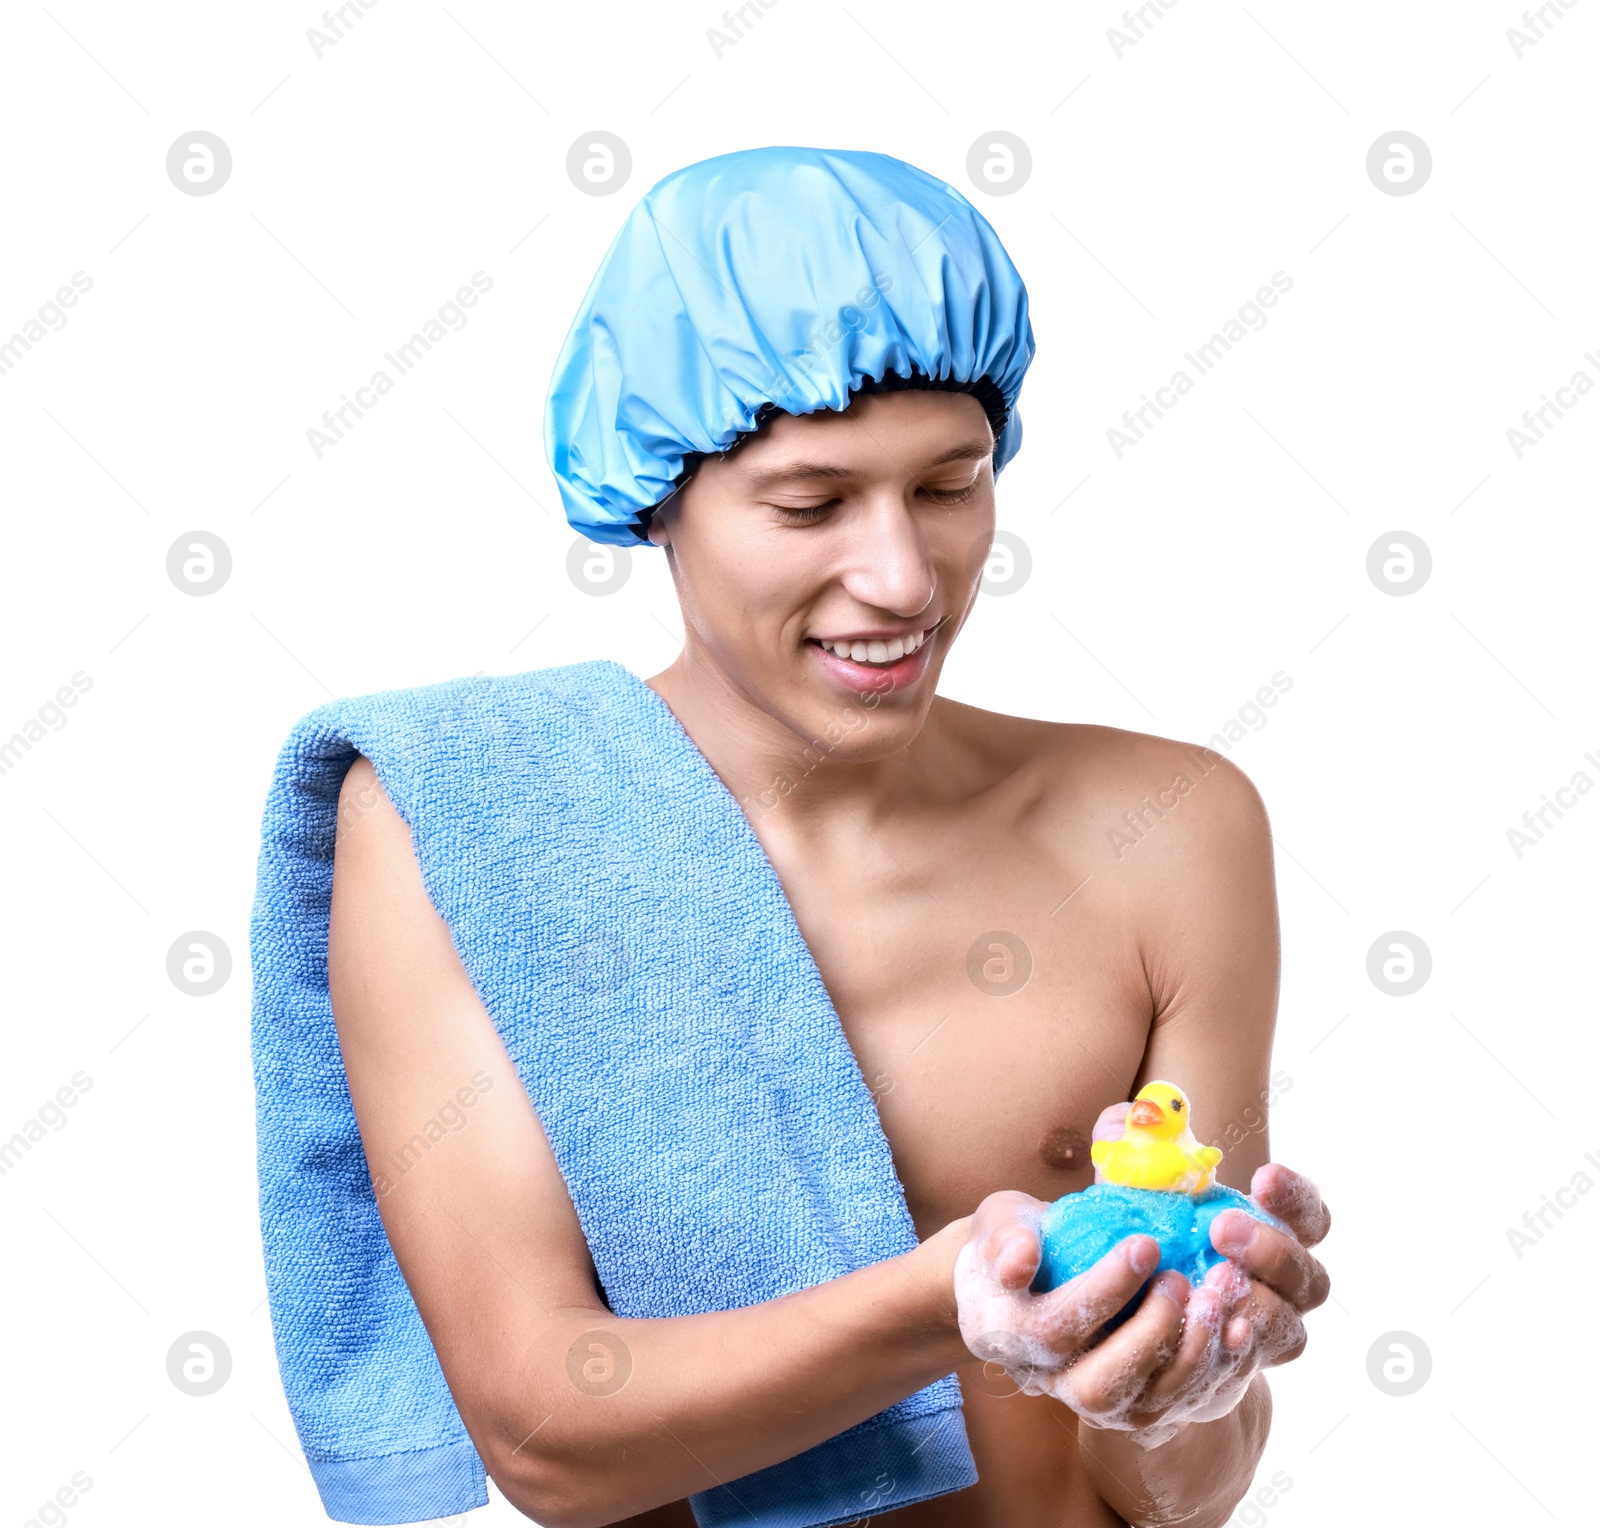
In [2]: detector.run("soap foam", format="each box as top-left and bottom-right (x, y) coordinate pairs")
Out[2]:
(954, 1201), (1285, 1440)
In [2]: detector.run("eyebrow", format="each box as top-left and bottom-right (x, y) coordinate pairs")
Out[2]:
(743, 440), (994, 485)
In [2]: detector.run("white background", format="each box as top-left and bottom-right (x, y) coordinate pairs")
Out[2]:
(2, 1), (1595, 1523)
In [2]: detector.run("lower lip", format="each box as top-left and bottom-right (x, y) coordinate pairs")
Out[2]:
(807, 632), (938, 695)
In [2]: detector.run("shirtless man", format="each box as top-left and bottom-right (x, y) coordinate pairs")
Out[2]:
(328, 383), (1331, 1526)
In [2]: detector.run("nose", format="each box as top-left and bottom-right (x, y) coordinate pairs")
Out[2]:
(836, 494), (937, 618)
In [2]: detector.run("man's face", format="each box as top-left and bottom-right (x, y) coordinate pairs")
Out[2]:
(649, 389), (996, 761)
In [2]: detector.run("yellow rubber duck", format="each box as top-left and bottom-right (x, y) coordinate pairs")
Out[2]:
(1090, 1081), (1223, 1194)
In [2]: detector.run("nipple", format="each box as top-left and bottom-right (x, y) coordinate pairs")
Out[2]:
(1038, 1125), (1088, 1170)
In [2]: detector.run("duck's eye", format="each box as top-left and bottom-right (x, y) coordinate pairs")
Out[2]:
(1170, 1098), (1182, 1112)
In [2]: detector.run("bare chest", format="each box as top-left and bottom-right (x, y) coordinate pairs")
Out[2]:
(753, 806), (1153, 1237)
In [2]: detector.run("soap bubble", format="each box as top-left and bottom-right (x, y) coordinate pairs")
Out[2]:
(966, 1329), (1042, 1396)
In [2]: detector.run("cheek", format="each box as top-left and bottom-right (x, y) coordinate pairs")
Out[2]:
(953, 504), (999, 589)
(673, 524), (814, 652)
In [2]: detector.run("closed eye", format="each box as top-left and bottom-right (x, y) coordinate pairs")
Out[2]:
(767, 500), (839, 525)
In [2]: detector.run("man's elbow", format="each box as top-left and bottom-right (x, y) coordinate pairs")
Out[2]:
(484, 1448), (594, 1528)
(479, 1420), (640, 1528)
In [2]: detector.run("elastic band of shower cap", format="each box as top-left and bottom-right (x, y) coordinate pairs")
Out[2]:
(543, 145), (1036, 548)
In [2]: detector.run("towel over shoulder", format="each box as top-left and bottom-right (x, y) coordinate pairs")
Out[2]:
(250, 659), (975, 1526)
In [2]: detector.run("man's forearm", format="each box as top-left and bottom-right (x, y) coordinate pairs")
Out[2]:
(489, 1216), (976, 1526)
(1076, 1375), (1272, 1528)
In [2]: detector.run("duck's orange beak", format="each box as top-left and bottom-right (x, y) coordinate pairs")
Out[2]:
(1128, 1100), (1165, 1128)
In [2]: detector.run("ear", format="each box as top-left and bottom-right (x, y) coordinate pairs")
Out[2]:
(646, 515), (670, 548)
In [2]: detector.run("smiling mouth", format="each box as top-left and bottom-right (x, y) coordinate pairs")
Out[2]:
(806, 622), (940, 668)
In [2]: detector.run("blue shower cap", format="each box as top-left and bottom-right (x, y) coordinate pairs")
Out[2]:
(544, 145), (1036, 546)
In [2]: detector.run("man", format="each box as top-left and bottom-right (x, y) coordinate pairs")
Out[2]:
(311, 148), (1330, 1526)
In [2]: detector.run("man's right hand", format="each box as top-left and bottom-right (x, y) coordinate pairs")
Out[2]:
(952, 1188), (1163, 1392)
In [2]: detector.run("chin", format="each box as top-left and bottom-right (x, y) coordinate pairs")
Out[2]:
(784, 665), (938, 762)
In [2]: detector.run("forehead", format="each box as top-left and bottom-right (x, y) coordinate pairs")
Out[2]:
(726, 390), (993, 482)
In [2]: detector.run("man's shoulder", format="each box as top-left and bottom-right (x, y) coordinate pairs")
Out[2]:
(934, 697), (1268, 850)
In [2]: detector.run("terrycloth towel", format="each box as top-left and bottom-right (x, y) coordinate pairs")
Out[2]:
(250, 658), (977, 1526)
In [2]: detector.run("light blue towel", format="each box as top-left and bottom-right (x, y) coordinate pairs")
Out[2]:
(250, 659), (977, 1525)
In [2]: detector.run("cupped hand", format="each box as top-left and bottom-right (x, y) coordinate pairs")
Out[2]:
(953, 1151), (1331, 1448)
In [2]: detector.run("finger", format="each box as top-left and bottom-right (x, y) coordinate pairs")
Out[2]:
(968, 1188), (1048, 1239)
(1200, 1261), (1256, 1355)
(1037, 1235), (1160, 1355)
(1220, 1278), (1308, 1366)
(1091, 1105), (1130, 1184)
(966, 1191), (1048, 1290)
(1092, 1102), (1130, 1143)
(1060, 1271), (1187, 1418)
(982, 1221), (1043, 1291)
(1250, 1163), (1332, 1246)
(1137, 1281), (1225, 1409)
(1211, 1210), (1330, 1312)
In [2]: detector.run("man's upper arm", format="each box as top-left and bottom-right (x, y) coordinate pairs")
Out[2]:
(327, 756), (602, 1457)
(1118, 746), (1283, 1190)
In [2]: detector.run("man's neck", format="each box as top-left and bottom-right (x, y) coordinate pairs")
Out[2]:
(645, 646), (934, 833)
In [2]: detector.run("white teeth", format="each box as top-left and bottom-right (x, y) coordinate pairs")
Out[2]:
(819, 627), (933, 665)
